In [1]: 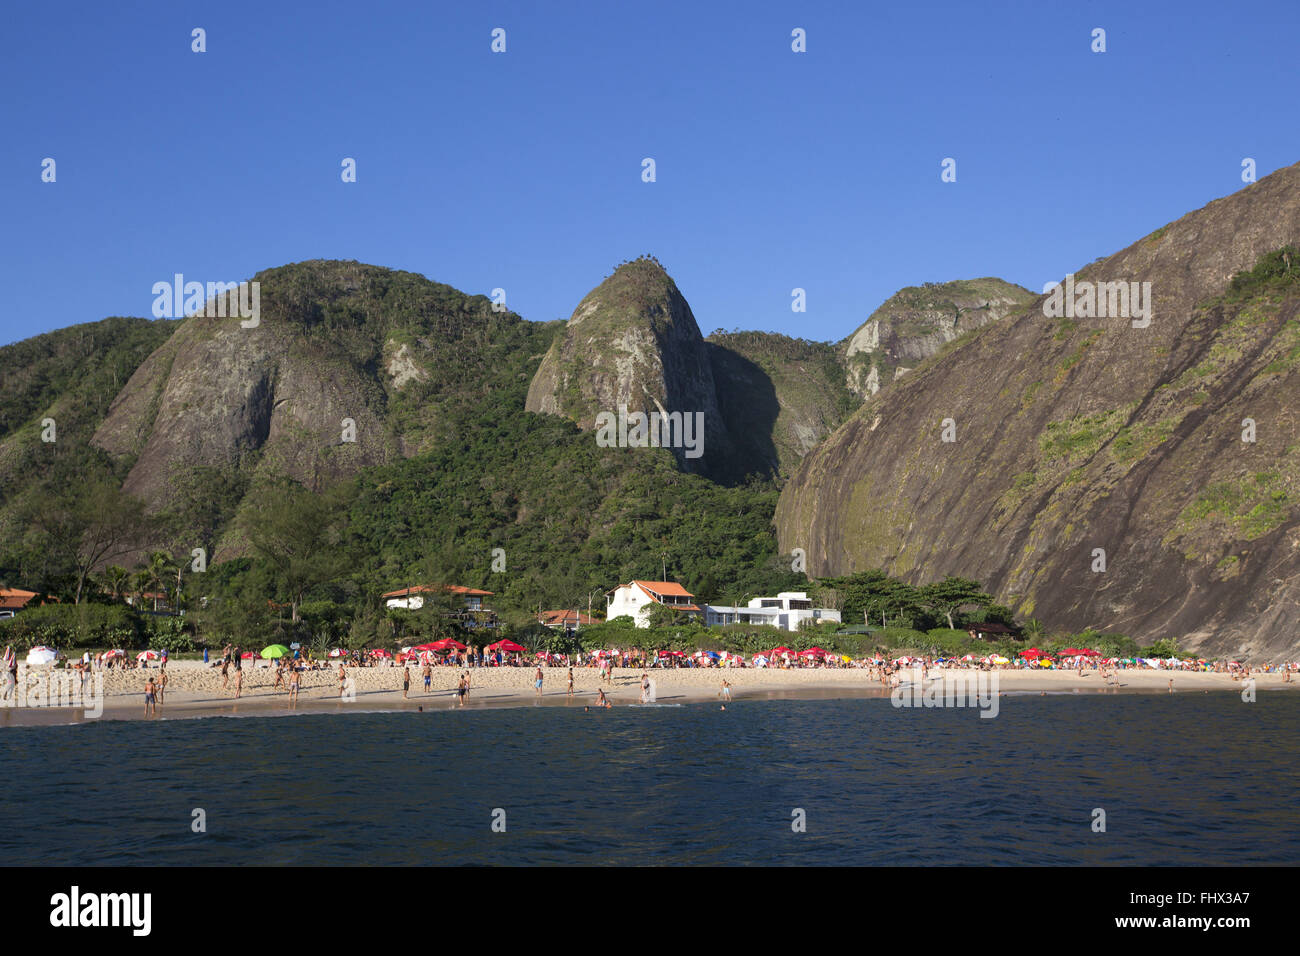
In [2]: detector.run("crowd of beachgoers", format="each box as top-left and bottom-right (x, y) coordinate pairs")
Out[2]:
(8, 640), (1299, 678)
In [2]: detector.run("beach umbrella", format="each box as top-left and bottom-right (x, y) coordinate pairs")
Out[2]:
(103, 649), (124, 660)
(26, 646), (57, 666)
(1021, 648), (1040, 659)
(801, 647), (828, 657)
(488, 639), (526, 653)
(260, 644), (290, 659)
(137, 650), (161, 661)
(413, 642), (442, 652)
(240, 651), (257, 659)
(706, 651), (721, 659)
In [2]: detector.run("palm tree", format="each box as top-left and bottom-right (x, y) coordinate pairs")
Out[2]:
(145, 550), (176, 612)
(131, 567), (152, 610)
(104, 565), (130, 602)
(1023, 618), (1045, 642)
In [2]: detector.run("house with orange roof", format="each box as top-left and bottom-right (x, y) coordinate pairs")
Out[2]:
(0, 587), (39, 620)
(537, 609), (600, 631)
(605, 580), (703, 628)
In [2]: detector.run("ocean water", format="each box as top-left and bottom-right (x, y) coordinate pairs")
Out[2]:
(2, 693), (1296, 866)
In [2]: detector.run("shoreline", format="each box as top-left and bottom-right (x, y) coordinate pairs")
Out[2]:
(1, 664), (1294, 727)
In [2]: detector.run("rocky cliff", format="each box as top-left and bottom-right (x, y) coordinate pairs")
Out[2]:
(776, 164), (1300, 659)
(842, 278), (1035, 397)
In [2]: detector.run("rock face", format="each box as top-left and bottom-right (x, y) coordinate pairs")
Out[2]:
(776, 163), (1300, 659)
(526, 257), (862, 482)
(706, 332), (857, 479)
(525, 257), (736, 475)
(88, 260), (544, 555)
(842, 279), (1035, 397)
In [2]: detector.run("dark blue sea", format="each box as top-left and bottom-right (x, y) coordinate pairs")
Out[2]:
(3, 693), (1296, 865)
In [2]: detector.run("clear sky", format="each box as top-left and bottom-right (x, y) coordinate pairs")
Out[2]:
(2, 0), (1298, 347)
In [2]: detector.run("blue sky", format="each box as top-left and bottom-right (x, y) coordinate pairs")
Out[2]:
(2, 0), (1298, 347)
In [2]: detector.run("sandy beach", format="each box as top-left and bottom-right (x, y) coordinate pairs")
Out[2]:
(0, 659), (1295, 726)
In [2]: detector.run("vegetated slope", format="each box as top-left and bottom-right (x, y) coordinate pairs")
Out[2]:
(706, 331), (859, 479)
(87, 260), (552, 556)
(0, 316), (180, 534)
(777, 163), (1300, 660)
(841, 278), (1035, 397)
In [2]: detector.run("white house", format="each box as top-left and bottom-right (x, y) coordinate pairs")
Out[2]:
(705, 592), (840, 632)
(605, 581), (702, 628)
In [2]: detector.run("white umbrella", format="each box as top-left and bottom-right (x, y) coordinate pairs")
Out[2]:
(26, 646), (57, 666)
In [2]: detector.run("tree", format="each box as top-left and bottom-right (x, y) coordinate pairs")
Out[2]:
(144, 550), (177, 612)
(238, 479), (351, 622)
(31, 476), (149, 605)
(104, 565), (130, 602)
(918, 577), (993, 630)
(818, 570), (922, 627)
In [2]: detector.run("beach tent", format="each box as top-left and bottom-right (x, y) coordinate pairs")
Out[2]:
(260, 644), (290, 659)
(26, 646), (57, 666)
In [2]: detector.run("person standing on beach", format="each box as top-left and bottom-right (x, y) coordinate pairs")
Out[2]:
(535, 665), (544, 697)
(403, 665), (410, 699)
(234, 665), (243, 699)
(463, 669), (471, 700)
(158, 667), (168, 705)
(721, 678), (731, 702)
(288, 665), (300, 706)
(2, 646), (16, 702)
(456, 673), (467, 707)
(422, 661), (432, 695)
(567, 667), (574, 699)
(144, 677), (157, 717)
(338, 664), (347, 698)
(221, 655), (230, 690)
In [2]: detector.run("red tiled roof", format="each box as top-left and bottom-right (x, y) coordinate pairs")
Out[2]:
(630, 580), (694, 598)
(538, 609), (599, 627)
(0, 588), (38, 610)
(382, 584), (494, 599)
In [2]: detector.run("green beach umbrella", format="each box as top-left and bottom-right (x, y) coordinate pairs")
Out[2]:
(260, 644), (290, 659)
